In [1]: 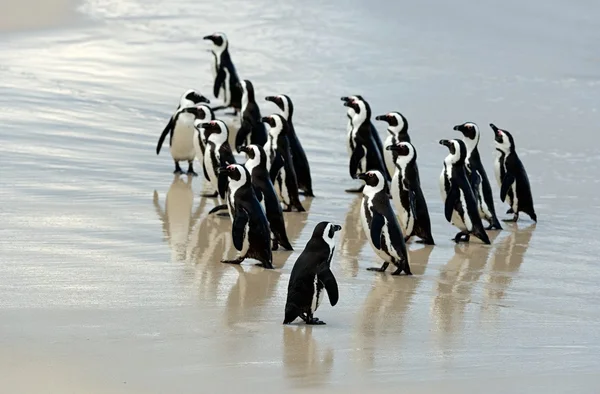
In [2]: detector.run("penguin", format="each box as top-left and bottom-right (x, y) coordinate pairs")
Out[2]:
(357, 170), (412, 275)
(177, 89), (210, 110)
(192, 104), (215, 163)
(283, 221), (341, 325)
(156, 105), (208, 175)
(234, 80), (268, 149)
(239, 144), (293, 251)
(386, 142), (435, 245)
(489, 123), (537, 222)
(375, 112), (410, 178)
(454, 122), (503, 230)
(203, 32), (242, 115)
(343, 97), (390, 193)
(201, 120), (236, 198)
(439, 139), (491, 244)
(265, 94), (314, 197)
(341, 95), (385, 165)
(217, 164), (273, 268)
(262, 114), (305, 212)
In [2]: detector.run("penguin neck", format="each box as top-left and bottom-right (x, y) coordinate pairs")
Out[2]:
(351, 112), (367, 130)
(363, 184), (383, 199)
(444, 153), (462, 167)
(244, 155), (262, 174)
(463, 136), (479, 158)
(228, 173), (248, 195)
(208, 132), (227, 147)
(241, 91), (249, 114)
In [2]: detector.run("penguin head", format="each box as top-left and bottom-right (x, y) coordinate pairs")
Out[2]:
(265, 94), (294, 120)
(203, 32), (228, 54)
(357, 170), (386, 195)
(312, 221), (342, 246)
(490, 123), (515, 153)
(439, 139), (467, 164)
(237, 80), (255, 103)
(194, 104), (215, 122)
(453, 122), (480, 147)
(201, 119), (229, 144)
(261, 114), (287, 138)
(239, 144), (267, 169)
(180, 89), (210, 108)
(375, 112), (408, 136)
(218, 164), (249, 187)
(343, 97), (370, 125)
(386, 142), (416, 167)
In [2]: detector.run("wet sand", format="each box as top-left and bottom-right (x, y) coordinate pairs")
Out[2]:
(1, 0), (600, 393)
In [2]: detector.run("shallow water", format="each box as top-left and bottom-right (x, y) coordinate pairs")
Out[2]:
(1, 0), (600, 392)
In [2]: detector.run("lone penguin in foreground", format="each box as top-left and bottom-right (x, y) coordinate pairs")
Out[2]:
(454, 122), (503, 230)
(490, 123), (537, 222)
(357, 171), (412, 275)
(157, 103), (209, 176)
(387, 142), (435, 245)
(376, 111), (411, 179)
(266, 94), (314, 197)
(439, 139), (491, 244)
(239, 144), (293, 251)
(218, 164), (273, 268)
(283, 221), (341, 325)
(203, 32), (242, 115)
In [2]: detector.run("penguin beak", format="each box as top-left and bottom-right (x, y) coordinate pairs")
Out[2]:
(265, 96), (275, 102)
(199, 96), (210, 104)
(343, 100), (353, 108)
(356, 173), (368, 181)
(453, 125), (461, 131)
(489, 123), (499, 132)
(386, 144), (400, 151)
(237, 145), (248, 154)
(375, 114), (388, 122)
(216, 166), (229, 174)
(332, 224), (342, 232)
(202, 35), (213, 40)
(439, 139), (451, 147)
(340, 96), (350, 102)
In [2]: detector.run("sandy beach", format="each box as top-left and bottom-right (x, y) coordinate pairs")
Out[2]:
(1, 0), (599, 393)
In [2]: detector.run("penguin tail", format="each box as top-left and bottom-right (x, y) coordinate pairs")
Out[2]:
(529, 211), (538, 223)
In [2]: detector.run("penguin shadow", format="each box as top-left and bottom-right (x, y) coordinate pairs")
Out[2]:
(481, 223), (536, 316)
(338, 196), (368, 277)
(282, 326), (334, 389)
(152, 174), (204, 263)
(223, 264), (282, 328)
(430, 232), (501, 346)
(354, 246), (432, 370)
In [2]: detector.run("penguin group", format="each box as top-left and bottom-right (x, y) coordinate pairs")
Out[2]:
(155, 33), (537, 326)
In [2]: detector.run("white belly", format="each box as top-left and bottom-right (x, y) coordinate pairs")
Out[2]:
(239, 224), (250, 255)
(275, 168), (289, 205)
(383, 135), (396, 177)
(493, 154), (502, 187)
(222, 68), (231, 106)
(310, 277), (321, 313)
(204, 146), (219, 190)
(170, 120), (196, 161)
(360, 199), (393, 263)
(346, 127), (353, 157)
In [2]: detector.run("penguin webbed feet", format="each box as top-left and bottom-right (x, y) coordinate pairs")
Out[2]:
(453, 232), (470, 243)
(391, 260), (412, 276)
(486, 220), (503, 231)
(344, 185), (365, 193)
(367, 262), (389, 273)
(174, 162), (184, 174)
(221, 256), (245, 265)
(306, 317), (326, 325)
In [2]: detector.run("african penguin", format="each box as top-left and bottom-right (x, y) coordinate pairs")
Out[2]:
(200, 120), (236, 199)
(343, 97), (390, 193)
(265, 94), (314, 197)
(239, 144), (293, 251)
(156, 105), (208, 176)
(177, 89), (210, 110)
(341, 95), (386, 167)
(490, 123), (537, 222)
(386, 142), (435, 245)
(262, 114), (305, 212)
(192, 104), (215, 164)
(454, 122), (503, 230)
(217, 164), (273, 268)
(203, 32), (242, 115)
(376, 112), (410, 178)
(439, 139), (491, 244)
(234, 80), (268, 149)
(283, 221), (341, 325)
(357, 170), (412, 275)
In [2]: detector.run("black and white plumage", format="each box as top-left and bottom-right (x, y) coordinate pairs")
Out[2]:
(490, 123), (537, 223)
(201, 120), (236, 198)
(357, 170), (412, 275)
(262, 114), (305, 212)
(265, 94), (314, 197)
(386, 142), (435, 245)
(376, 112), (410, 178)
(283, 221), (341, 325)
(454, 122), (503, 230)
(234, 80), (268, 149)
(156, 103), (209, 176)
(342, 97), (390, 193)
(439, 139), (491, 244)
(217, 164), (273, 268)
(239, 144), (293, 251)
(192, 104), (215, 164)
(203, 32), (242, 115)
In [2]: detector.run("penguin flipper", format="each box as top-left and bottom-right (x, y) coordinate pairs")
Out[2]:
(156, 116), (174, 155)
(444, 184), (459, 222)
(370, 211), (385, 250)
(500, 173), (515, 202)
(235, 120), (251, 151)
(269, 152), (284, 183)
(217, 171), (229, 199)
(318, 269), (339, 306)
(349, 147), (365, 179)
(232, 208), (249, 251)
(213, 68), (226, 98)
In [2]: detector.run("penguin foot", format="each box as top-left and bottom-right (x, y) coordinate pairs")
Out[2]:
(502, 214), (519, 222)
(221, 257), (244, 265)
(344, 185), (365, 193)
(306, 317), (326, 325)
(367, 262), (389, 273)
(453, 232), (470, 243)
(173, 163), (184, 174)
(201, 191), (219, 198)
(187, 170), (198, 177)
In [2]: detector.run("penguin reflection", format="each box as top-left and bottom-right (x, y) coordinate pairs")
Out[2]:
(339, 196), (368, 277)
(482, 223), (536, 314)
(355, 246), (432, 369)
(153, 174), (204, 263)
(283, 326), (334, 388)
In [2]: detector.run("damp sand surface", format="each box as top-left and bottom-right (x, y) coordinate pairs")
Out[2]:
(1, 0), (600, 392)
